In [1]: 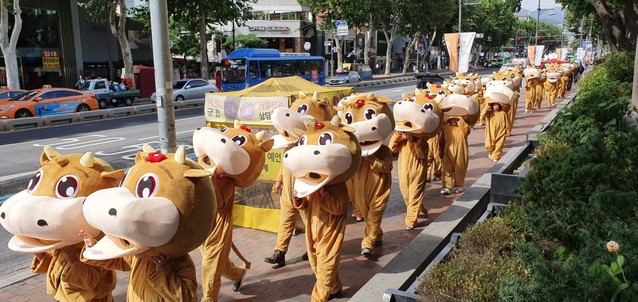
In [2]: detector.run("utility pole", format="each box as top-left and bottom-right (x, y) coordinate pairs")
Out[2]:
(149, 0), (176, 153)
(535, 0), (540, 45)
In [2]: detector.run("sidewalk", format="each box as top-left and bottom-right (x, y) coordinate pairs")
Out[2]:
(0, 85), (578, 302)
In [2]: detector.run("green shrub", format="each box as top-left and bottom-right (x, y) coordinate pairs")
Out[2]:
(417, 218), (526, 302)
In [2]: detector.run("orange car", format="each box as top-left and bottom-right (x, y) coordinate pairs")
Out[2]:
(0, 88), (98, 119)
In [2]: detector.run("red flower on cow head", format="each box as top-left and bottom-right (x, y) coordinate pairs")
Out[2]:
(315, 122), (325, 130)
(147, 151), (167, 162)
(355, 99), (365, 107)
(241, 124), (252, 133)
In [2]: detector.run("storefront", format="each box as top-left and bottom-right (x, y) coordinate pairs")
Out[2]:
(0, 0), (80, 89)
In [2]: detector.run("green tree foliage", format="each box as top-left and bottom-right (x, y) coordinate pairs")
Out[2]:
(512, 19), (562, 45)
(451, 0), (521, 52)
(222, 34), (268, 51)
(555, 0), (637, 51)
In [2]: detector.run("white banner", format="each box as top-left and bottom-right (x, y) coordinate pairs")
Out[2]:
(576, 47), (585, 62)
(458, 32), (476, 73)
(560, 47), (568, 61)
(534, 45), (545, 66)
(205, 94), (289, 126)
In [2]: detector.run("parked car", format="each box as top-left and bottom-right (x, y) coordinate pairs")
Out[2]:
(328, 71), (361, 85)
(151, 79), (217, 102)
(0, 88), (98, 119)
(80, 79), (141, 109)
(0, 89), (27, 101)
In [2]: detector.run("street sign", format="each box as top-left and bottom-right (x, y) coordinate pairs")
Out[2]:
(476, 33), (484, 38)
(324, 41), (332, 46)
(335, 20), (348, 36)
(304, 42), (311, 50)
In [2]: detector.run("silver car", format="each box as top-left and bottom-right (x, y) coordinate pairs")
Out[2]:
(151, 79), (217, 102)
(328, 71), (361, 85)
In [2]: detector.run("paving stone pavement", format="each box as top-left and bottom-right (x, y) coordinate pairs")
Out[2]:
(0, 86), (577, 302)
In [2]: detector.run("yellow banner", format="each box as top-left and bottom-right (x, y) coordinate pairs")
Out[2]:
(444, 33), (459, 72)
(527, 46), (536, 67)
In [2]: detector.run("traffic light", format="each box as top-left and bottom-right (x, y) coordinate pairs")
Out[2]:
(516, 37), (522, 42)
(555, 40), (561, 45)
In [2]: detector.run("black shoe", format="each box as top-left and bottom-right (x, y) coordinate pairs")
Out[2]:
(302, 252), (309, 261)
(361, 248), (372, 257)
(373, 240), (383, 247)
(264, 250), (286, 266)
(328, 291), (342, 300)
(233, 279), (242, 292)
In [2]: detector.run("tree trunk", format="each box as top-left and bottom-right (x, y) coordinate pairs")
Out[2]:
(383, 29), (395, 76)
(420, 31), (437, 72)
(335, 35), (344, 72)
(364, 28), (371, 65)
(111, 0), (135, 87)
(199, 10), (209, 80)
(402, 34), (418, 74)
(590, 0), (634, 51)
(0, 0), (22, 89)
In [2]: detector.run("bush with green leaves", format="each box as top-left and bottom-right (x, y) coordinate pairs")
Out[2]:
(418, 218), (526, 302)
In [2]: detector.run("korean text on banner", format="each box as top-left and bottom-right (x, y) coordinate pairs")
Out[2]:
(444, 33), (459, 72)
(534, 45), (545, 66)
(204, 94), (289, 127)
(458, 32), (476, 73)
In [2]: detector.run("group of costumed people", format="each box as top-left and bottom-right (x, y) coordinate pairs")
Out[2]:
(0, 62), (578, 302)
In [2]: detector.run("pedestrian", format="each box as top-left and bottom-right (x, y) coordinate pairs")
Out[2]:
(439, 116), (470, 195)
(75, 75), (86, 89)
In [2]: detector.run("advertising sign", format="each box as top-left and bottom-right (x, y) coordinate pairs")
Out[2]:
(205, 94), (289, 126)
(41, 50), (60, 69)
(34, 101), (80, 116)
(335, 20), (348, 36)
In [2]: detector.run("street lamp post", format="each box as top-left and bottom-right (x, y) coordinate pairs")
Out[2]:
(535, 0), (540, 45)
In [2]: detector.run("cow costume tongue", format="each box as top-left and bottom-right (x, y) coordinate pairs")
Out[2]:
(283, 116), (361, 198)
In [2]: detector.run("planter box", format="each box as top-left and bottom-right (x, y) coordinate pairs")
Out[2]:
(490, 142), (535, 205)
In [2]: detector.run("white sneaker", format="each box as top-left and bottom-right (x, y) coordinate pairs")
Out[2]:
(524, 109), (529, 113)
(453, 187), (464, 194)
(441, 188), (452, 195)
(493, 158), (498, 162)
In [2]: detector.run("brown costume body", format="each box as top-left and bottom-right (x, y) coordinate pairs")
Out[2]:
(440, 118), (471, 190)
(390, 132), (428, 227)
(32, 242), (116, 302)
(294, 182), (349, 300)
(524, 78), (538, 111)
(482, 105), (509, 161)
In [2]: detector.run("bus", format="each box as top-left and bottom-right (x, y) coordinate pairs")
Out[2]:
(220, 48), (325, 92)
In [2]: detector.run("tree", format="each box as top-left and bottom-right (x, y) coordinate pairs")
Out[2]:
(556, 0), (637, 51)
(0, 0), (21, 88)
(222, 34), (267, 51)
(80, 0), (135, 87)
(132, 0), (252, 79)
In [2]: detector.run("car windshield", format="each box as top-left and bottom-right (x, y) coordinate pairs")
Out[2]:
(80, 81), (91, 90)
(333, 72), (348, 78)
(10, 91), (38, 101)
(173, 80), (188, 89)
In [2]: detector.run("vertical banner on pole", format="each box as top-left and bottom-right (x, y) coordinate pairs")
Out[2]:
(576, 47), (585, 62)
(527, 46), (536, 66)
(556, 48), (562, 61)
(458, 32), (476, 73)
(534, 45), (545, 66)
(560, 47), (568, 61)
(444, 33), (459, 72)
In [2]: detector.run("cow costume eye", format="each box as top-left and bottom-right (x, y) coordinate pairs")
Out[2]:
(502, 77), (508, 81)
(231, 135), (246, 146)
(407, 97), (416, 102)
(297, 104), (309, 114)
(56, 175), (80, 199)
(318, 132), (333, 145)
(27, 170), (43, 193)
(298, 135), (307, 145)
(344, 112), (354, 124)
(438, 91), (447, 96)
(423, 103), (434, 112)
(220, 128), (228, 133)
(364, 108), (376, 120)
(135, 173), (159, 198)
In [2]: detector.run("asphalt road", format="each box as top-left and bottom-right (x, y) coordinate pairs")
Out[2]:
(0, 80), (417, 281)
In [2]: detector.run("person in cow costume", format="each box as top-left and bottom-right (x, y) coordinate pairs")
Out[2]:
(265, 91), (335, 267)
(81, 145), (217, 302)
(390, 89), (446, 230)
(337, 92), (395, 256)
(0, 146), (123, 301)
(481, 85), (514, 162)
(192, 121), (274, 301)
(438, 93), (480, 195)
(283, 116), (361, 301)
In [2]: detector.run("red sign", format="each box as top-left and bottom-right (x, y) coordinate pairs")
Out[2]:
(41, 50), (60, 69)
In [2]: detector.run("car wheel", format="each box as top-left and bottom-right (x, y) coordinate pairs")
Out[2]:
(176, 95), (185, 102)
(124, 97), (133, 106)
(345, 80), (349, 84)
(15, 109), (33, 118)
(77, 104), (91, 112)
(98, 99), (107, 109)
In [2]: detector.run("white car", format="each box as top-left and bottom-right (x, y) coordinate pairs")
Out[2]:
(328, 71), (362, 85)
(151, 79), (217, 102)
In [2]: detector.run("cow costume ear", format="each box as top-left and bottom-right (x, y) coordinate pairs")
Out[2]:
(102, 170), (125, 180)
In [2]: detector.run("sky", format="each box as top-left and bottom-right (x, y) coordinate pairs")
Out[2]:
(520, 0), (560, 11)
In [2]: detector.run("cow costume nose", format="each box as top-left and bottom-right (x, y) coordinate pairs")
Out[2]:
(37, 219), (48, 227)
(109, 208), (117, 217)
